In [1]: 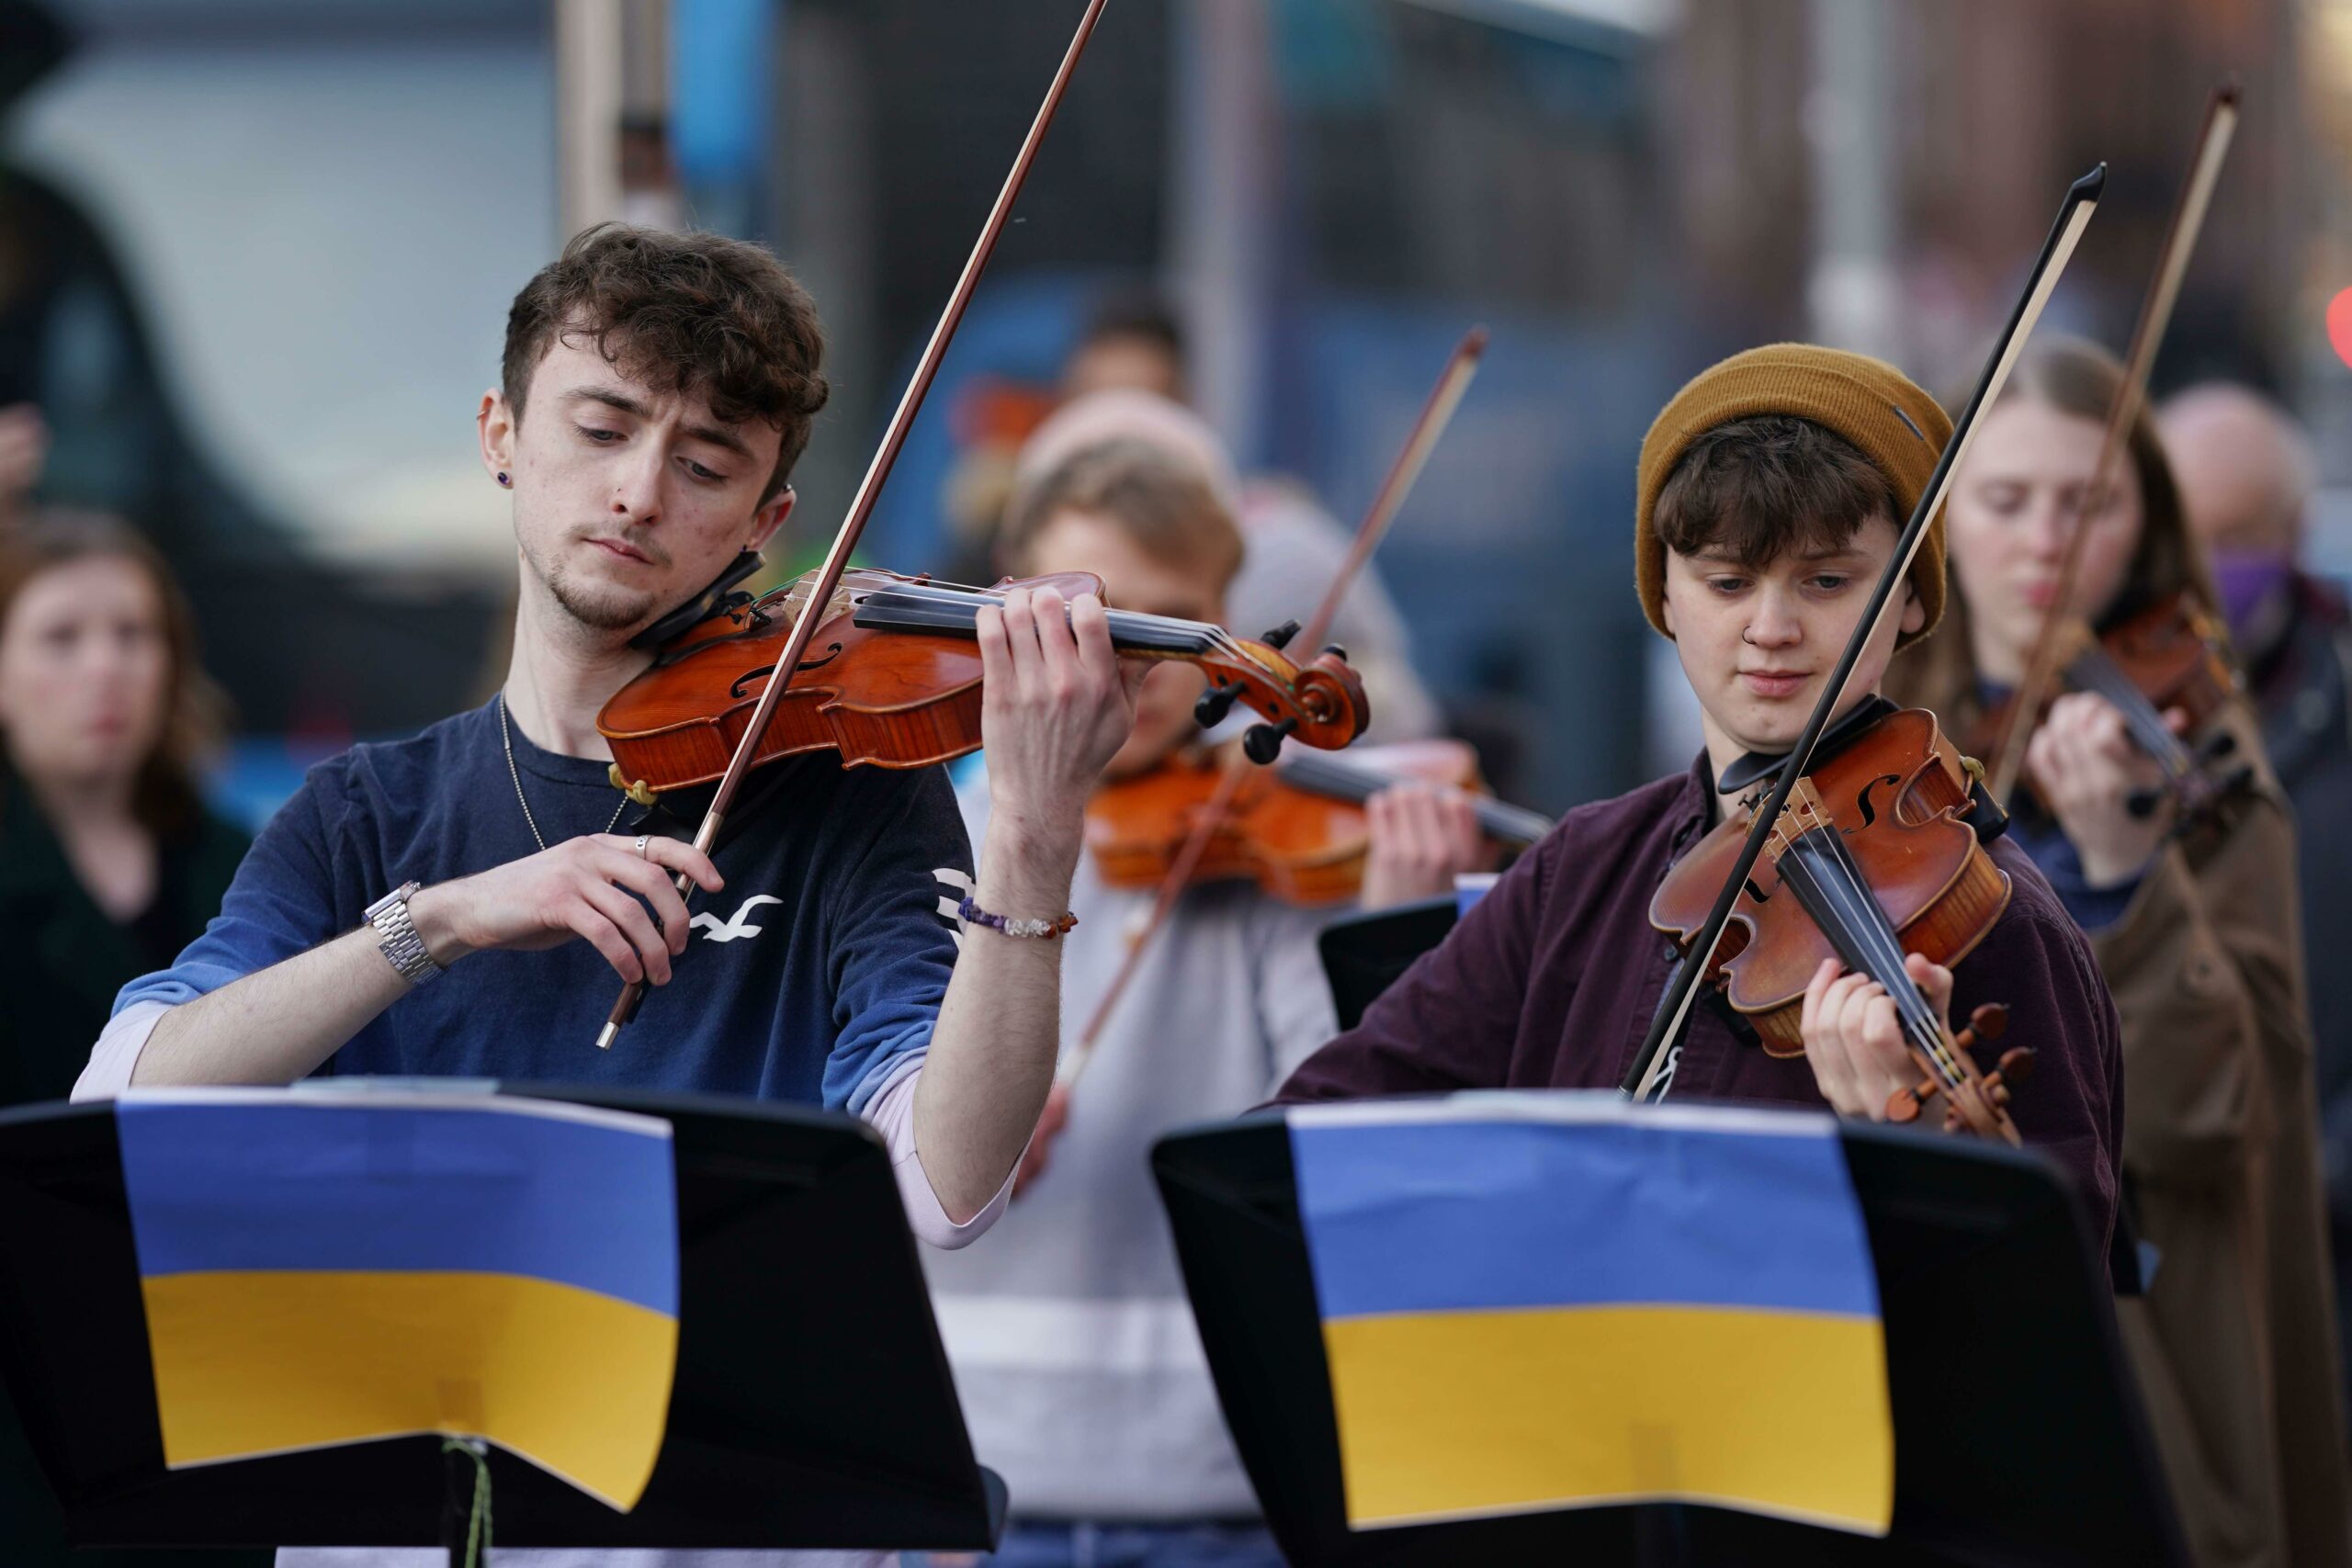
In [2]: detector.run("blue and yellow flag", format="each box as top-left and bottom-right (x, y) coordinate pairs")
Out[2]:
(116, 1090), (680, 1510)
(1289, 1094), (1892, 1533)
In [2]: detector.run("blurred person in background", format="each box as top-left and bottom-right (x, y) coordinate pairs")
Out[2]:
(1056, 295), (1442, 742)
(922, 432), (1484, 1568)
(0, 400), (45, 528)
(1015, 367), (1440, 744)
(1893, 339), (2350, 1568)
(0, 508), (258, 1568)
(2161, 381), (2352, 1438)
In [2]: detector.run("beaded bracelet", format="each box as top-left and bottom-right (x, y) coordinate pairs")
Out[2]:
(957, 894), (1080, 941)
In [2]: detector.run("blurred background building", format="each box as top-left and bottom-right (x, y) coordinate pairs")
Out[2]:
(3, 0), (2346, 818)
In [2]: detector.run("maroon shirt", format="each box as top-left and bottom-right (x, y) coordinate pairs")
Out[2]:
(1278, 754), (2125, 1249)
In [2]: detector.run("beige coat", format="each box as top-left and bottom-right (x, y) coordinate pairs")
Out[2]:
(2086, 705), (2350, 1568)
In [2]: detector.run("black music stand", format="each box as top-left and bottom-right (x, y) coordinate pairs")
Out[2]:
(1155, 1108), (2187, 1568)
(1317, 897), (1456, 1031)
(0, 1086), (1005, 1559)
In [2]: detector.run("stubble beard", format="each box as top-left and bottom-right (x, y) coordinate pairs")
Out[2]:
(522, 535), (661, 637)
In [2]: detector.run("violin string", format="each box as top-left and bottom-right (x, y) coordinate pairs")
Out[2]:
(1814, 825), (1964, 1079)
(1824, 842), (1956, 1074)
(853, 581), (1255, 662)
(1776, 821), (1964, 1089)
(2062, 647), (2193, 779)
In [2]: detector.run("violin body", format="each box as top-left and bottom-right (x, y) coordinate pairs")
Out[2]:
(2098, 591), (2238, 728)
(1650, 707), (2012, 1056)
(1086, 739), (1491, 905)
(599, 568), (1370, 798)
(1974, 589), (2249, 824)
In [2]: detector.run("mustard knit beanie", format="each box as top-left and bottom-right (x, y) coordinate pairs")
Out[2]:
(1634, 344), (1952, 647)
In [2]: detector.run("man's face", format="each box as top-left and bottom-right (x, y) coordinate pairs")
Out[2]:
(480, 331), (793, 641)
(1016, 507), (1226, 780)
(1661, 510), (1922, 762)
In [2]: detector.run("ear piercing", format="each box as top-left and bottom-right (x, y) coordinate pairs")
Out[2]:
(496, 472), (512, 488)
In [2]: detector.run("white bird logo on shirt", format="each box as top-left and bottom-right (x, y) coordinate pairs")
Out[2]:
(691, 895), (786, 944)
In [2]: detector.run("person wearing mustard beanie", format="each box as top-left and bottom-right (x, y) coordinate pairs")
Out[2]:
(1275, 342), (2124, 1269)
(1634, 342), (1952, 647)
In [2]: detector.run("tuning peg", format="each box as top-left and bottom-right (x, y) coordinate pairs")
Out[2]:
(1243, 716), (1299, 764)
(1320, 642), (1348, 662)
(1260, 619), (1301, 651)
(2125, 784), (2167, 819)
(1194, 681), (1246, 728)
(1964, 1003), (2008, 1043)
(2198, 728), (2238, 762)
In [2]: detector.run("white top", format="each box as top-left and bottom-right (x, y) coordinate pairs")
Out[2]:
(920, 766), (1340, 1520)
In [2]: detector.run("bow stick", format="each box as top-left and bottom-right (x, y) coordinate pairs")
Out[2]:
(1621, 164), (2106, 1106)
(1983, 83), (2239, 807)
(597, 0), (1112, 1049)
(1057, 326), (1488, 1087)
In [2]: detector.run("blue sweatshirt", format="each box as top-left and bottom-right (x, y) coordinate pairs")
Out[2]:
(111, 700), (975, 1111)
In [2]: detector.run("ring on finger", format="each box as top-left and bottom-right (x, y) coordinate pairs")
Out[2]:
(634, 834), (651, 859)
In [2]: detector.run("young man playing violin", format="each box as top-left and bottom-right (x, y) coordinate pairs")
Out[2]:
(922, 421), (1484, 1568)
(74, 224), (1139, 1266)
(1277, 344), (2128, 1249)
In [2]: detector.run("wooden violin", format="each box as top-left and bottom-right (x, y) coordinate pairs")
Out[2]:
(1973, 589), (2252, 827)
(598, 567), (1370, 800)
(1649, 706), (2032, 1139)
(1084, 738), (1551, 906)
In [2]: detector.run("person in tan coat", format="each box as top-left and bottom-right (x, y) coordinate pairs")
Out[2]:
(1890, 336), (2351, 1568)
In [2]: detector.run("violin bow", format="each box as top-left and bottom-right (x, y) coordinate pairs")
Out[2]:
(597, 0), (1113, 1049)
(1983, 83), (2239, 807)
(1620, 164), (2106, 1106)
(1058, 326), (1489, 1086)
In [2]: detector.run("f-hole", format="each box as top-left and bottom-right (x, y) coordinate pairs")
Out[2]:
(1849, 773), (1903, 833)
(730, 642), (845, 699)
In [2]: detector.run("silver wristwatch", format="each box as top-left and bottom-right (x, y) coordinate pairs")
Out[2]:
(364, 880), (444, 987)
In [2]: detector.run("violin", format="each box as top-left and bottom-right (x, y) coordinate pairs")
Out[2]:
(598, 567), (1371, 800)
(1649, 706), (2033, 1139)
(1974, 589), (2253, 827)
(1084, 738), (1552, 906)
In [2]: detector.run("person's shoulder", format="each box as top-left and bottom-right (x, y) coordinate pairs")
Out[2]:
(335, 703), (496, 785)
(277, 704), (493, 809)
(1984, 834), (2099, 959)
(1544, 769), (1694, 852)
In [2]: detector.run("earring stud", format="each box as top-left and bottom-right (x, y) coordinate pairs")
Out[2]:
(496, 472), (511, 488)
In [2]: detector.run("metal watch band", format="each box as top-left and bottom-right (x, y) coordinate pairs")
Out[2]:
(364, 880), (444, 987)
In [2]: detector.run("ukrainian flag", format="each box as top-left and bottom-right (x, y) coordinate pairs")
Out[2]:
(1289, 1094), (1892, 1533)
(116, 1090), (679, 1510)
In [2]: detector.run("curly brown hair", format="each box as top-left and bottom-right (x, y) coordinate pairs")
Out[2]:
(502, 224), (830, 502)
(0, 509), (230, 836)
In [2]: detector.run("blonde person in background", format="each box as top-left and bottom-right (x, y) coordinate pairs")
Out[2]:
(0, 510), (260, 1568)
(1890, 338), (2350, 1568)
(921, 429), (1484, 1568)
(1051, 297), (1443, 742)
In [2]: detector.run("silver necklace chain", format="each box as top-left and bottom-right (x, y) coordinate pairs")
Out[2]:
(498, 692), (628, 852)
